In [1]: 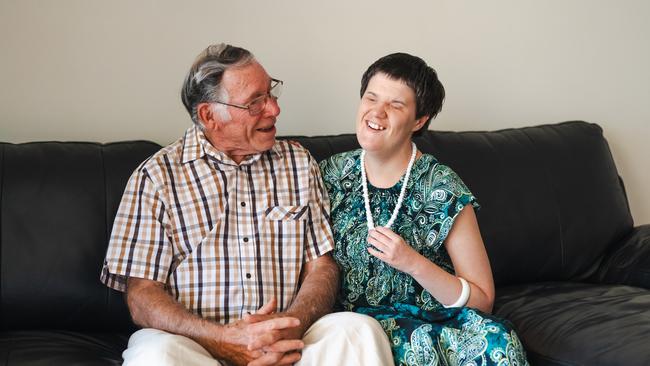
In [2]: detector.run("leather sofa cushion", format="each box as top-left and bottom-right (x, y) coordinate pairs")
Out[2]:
(0, 330), (126, 365)
(495, 282), (650, 365)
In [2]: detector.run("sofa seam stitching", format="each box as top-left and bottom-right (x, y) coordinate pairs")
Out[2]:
(0, 143), (5, 318)
(100, 144), (111, 314)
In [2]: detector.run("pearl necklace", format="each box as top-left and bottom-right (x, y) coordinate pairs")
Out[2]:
(361, 142), (417, 230)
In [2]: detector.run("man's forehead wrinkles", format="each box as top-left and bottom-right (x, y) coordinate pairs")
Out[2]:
(223, 66), (270, 101)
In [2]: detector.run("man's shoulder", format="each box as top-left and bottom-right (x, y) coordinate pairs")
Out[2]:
(133, 136), (186, 177)
(272, 139), (314, 162)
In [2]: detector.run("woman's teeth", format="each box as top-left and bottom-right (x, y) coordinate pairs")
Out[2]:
(367, 121), (385, 131)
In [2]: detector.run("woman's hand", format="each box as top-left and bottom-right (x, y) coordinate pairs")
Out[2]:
(367, 226), (421, 274)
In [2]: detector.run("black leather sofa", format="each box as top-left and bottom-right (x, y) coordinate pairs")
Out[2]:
(1, 121), (649, 365)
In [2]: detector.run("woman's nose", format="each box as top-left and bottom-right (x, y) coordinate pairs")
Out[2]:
(370, 102), (388, 117)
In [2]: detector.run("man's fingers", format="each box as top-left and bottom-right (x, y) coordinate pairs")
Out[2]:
(244, 313), (267, 324)
(245, 298), (277, 322)
(245, 298), (277, 323)
(249, 349), (264, 359)
(263, 339), (304, 353)
(256, 297), (277, 315)
(246, 351), (285, 366)
(246, 317), (302, 350)
(245, 314), (299, 329)
(276, 351), (302, 365)
(247, 330), (281, 351)
(247, 351), (302, 366)
(259, 316), (301, 331)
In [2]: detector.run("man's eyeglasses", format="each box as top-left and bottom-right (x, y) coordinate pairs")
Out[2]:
(214, 78), (283, 116)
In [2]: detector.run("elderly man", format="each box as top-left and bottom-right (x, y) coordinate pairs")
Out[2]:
(100, 43), (393, 366)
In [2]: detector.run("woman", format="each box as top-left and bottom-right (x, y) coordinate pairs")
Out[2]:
(320, 53), (529, 365)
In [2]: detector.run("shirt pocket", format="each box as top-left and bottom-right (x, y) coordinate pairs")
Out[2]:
(261, 205), (309, 297)
(264, 205), (310, 221)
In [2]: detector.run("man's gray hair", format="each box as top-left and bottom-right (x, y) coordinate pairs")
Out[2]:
(181, 43), (255, 129)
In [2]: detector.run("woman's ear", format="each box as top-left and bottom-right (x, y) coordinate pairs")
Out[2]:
(412, 116), (429, 133)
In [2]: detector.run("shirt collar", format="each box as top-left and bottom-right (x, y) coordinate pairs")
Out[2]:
(180, 125), (282, 166)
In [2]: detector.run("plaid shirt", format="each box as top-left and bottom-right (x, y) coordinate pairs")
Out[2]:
(101, 126), (334, 323)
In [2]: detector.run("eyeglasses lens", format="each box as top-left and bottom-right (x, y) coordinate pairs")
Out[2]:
(270, 80), (283, 99)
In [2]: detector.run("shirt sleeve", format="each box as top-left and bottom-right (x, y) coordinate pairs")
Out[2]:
(100, 166), (173, 292)
(303, 154), (335, 262)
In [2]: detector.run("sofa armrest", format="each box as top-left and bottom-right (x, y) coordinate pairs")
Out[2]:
(595, 224), (650, 289)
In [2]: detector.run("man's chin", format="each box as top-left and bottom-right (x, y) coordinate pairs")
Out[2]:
(256, 138), (277, 153)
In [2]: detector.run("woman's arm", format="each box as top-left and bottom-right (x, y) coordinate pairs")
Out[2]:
(439, 205), (494, 312)
(367, 205), (495, 313)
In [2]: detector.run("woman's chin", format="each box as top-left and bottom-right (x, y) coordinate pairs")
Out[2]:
(357, 134), (384, 152)
(358, 140), (379, 153)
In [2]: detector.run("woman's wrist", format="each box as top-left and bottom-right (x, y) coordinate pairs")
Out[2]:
(404, 251), (427, 277)
(443, 277), (471, 308)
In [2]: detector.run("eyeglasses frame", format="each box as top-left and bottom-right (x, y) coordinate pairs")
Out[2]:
(213, 78), (283, 116)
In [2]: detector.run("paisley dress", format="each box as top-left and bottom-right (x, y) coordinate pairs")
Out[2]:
(319, 150), (529, 366)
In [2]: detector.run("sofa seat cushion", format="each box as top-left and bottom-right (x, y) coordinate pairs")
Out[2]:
(0, 331), (127, 365)
(494, 282), (650, 365)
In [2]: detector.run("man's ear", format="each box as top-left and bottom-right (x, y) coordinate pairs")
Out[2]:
(412, 116), (429, 133)
(196, 103), (216, 130)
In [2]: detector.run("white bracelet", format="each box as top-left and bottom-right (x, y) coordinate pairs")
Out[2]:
(443, 277), (470, 308)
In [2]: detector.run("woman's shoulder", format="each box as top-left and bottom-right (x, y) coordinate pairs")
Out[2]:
(415, 154), (469, 190)
(319, 149), (361, 181)
(413, 154), (480, 214)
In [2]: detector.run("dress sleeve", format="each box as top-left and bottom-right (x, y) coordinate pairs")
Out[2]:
(319, 155), (345, 214)
(303, 154), (336, 262)
(431, 164), (480, 245)
(100, 167), (173, 292)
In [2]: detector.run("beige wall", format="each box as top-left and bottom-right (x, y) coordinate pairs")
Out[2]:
(1, 0), (648, 224)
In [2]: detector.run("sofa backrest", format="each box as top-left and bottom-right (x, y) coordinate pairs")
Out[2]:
(0, 141), (161, 331)
(0, 121), (633, 331)
(289, 121), (634, 286)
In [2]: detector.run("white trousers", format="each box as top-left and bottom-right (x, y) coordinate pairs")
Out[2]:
(122, 312), (394, 366)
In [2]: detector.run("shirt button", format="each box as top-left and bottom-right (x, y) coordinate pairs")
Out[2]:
(246, 273), (251, 279)
(243, 237), (249, 243)
(241, 202), (246, 207)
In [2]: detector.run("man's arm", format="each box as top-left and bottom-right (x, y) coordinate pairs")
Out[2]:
(245, 253), (339, 350)
(287, 253), (339, 333)
(126, 277), (304, 366)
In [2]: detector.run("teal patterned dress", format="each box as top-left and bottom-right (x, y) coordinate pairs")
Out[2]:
(319, 150), (529, 366)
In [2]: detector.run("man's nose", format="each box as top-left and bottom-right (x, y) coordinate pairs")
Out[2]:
(265, 97), (281, 117)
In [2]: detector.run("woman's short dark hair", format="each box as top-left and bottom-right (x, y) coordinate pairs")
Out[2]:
(360, 53), (445, 136)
